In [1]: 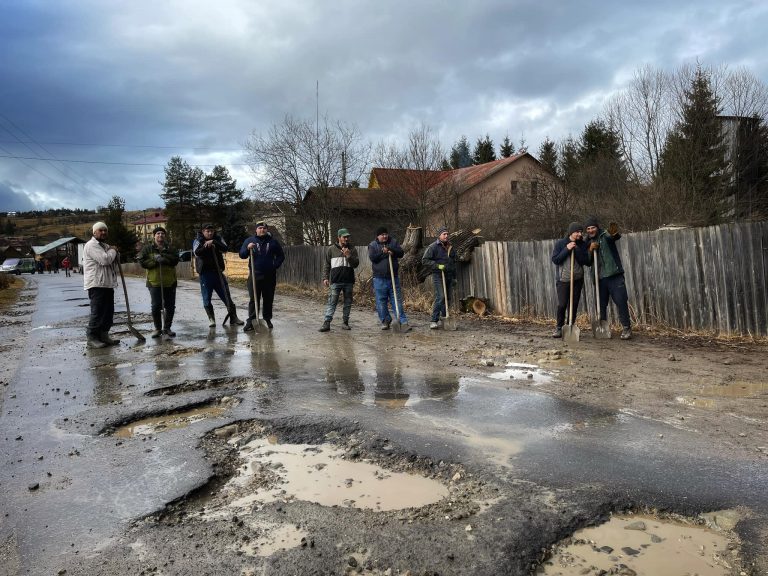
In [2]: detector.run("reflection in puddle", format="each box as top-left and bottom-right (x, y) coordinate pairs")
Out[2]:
(676, 396), (716, 409)
(489, 363), (555, 384)
(113, 398), (238, 437)
(216, 438), (447, 513)
(538, 513), (739, 576)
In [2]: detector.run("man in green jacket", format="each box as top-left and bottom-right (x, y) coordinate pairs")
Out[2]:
(139, 227), (180, 337)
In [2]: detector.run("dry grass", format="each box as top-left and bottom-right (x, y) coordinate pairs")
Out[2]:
(0, 274), (23, 311)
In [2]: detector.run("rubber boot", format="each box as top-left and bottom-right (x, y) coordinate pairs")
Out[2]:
(99, 331), (120, 346)
(204, 305), (215, 328)
(87, 334), (107, 349)
(164, 310), (176, 338)
(151, 310), (163, 338)
(228, 304), (244, 326)
(318, 320), (331, 332)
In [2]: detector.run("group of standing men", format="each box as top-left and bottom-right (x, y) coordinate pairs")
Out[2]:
(82, 216), (632, 347)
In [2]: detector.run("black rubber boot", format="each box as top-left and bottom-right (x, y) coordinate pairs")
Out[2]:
(204, 305), (215, 328)
(87, 334), (107, 349)
(229, 304), (244, 326)
(163, 310), (176, 338)
(99, 331), (120, 346)
(151, 310), (163, 338)
(318, 320), (331, 332)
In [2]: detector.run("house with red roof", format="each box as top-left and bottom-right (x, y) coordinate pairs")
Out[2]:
(131, 210), (169, 242)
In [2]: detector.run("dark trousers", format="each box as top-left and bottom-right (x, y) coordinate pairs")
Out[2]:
(149, 285), (177, 315)
(199, 270), (233, 308)
(87, 287), (114, 337)
(556, 279), (584, 327)
(247, 272), (276, 320)
(599, 274), (631, 328)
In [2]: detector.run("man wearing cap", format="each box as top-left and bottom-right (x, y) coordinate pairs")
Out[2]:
(319, 228), (359, 332)
(368, 226), (410, 331)
(83, 221), (120, 348)
(139, 227), (180, 337)
(239, 220), (285, 331)
(585, 217), (632, 340)
(550, 222), (590, 338)
(193, 223), (243, 327)
(422, 227), (457, 329)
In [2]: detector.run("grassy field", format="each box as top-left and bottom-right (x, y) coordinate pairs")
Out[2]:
(0, 274), (23, 311)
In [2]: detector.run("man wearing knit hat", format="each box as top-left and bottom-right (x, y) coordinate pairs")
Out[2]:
(367, 226), (410, 331)
(585, 216), (632, 340)
(550, 222), (590, 337)
(83, 221), (120, 348)
(421, 227), (457, 329)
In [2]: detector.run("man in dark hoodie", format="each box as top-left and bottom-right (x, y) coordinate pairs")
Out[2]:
(368, 226), (410, 331)
(421, 227), (457, 329)
(193, 223), (243, 327)
(239, 220), (285, 331)
(585, 216), (632, 340)
(550, 222), (590, 338)
(319, 228), (359, 332)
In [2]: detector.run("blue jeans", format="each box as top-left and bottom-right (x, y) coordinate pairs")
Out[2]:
(324, 282), (354, 322)
(199, 270), (232, 308)
(373, 276), (407, 324)
(599, 273), (631, 328)
(431, 273), (453, 322)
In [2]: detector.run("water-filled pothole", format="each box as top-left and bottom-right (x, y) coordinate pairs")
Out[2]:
(537, 512), (742, 576)
(146, 376), (267, 396)
(208, 436), (448, 515)
(112, 397), (239, 438)
(489, 363), (555, 384)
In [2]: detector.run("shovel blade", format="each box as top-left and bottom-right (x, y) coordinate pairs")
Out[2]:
(129, 326), (146, 342)
(441, 316), (458, 331)
(258, 319), (270, 330)
(562, 324), (580, 344)
(391, 319), (402, 333)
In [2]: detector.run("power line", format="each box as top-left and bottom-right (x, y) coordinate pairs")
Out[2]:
(0, 140), (246, 151)
(0, 154), (249, 167)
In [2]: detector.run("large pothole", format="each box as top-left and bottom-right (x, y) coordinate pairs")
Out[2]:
(109, 396), (240, 437)
(146, 376), (267, 397)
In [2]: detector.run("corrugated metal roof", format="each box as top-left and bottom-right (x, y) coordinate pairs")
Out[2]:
(32, 237), (84, 255)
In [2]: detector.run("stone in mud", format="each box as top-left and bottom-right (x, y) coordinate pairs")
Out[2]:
(28, 482), (39, 491)
(598, 545), (613, 554)
(347, 556), (358, 567)
(650, 534), (663, 543)
(621, 546), (640, 556)
(624, 520), (646, 531)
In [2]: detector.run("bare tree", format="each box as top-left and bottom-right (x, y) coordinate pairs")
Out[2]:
(245, 114), (370, 245)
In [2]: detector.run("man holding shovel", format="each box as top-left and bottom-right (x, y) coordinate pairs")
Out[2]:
(139, 227), (180, 338)
(550, 222), (589, 338)
(319, 228), (359, 332)
(422, 227), (457, 330)
(368, 226), (410, 332)
(193, 223), (243, 327)
(585, 217), (632, 340)
(83, 221), (120, 348)
(239, 220), (285, 332)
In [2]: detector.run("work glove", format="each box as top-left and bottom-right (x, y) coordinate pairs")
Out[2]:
(608, 221), (619, 236)
(154, 254), (163, 263)
(589, 242), (599, 253)
(437, 264), (446, 270)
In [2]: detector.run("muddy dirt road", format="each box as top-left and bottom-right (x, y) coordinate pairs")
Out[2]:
(0, 273), (766, 575)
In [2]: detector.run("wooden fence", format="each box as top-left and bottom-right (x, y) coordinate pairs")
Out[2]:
(122, 222), (768, 335)
(461, 221), (768, 336)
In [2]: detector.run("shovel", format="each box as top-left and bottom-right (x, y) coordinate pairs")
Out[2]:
(248, 253), (269, 332)
(212, 246), (231, 327)
(115, 259), (146, 342)
(562, 251), (580, 344)
(158, 258), (169, 340)
(440, 269), (457, 331)
(591, 250), (612, 339)
(388, 253), (401, 333)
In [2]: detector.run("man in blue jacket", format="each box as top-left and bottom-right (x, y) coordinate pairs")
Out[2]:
(368, 226), (410, 331)
(239, 221), (285, 331)
(550, 222), (589, 338)
(193, 223), (243, 327)
(585, 216), (632, 340)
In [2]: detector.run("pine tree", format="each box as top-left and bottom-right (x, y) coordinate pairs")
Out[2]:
(538, 137), (559, 178)
(102, 196), (138, 261)
(659, 66), (729, 224)
(449, 136), (472, 169)
(499, 135), (514, 158)
(473, 134), (497, 164)
(160, 156), (197, 248)
(203, 165), (245, 233)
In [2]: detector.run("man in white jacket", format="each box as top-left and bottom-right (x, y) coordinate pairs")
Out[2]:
(83, 222), (119, 348)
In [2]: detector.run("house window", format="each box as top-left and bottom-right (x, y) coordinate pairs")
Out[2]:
(530, 180), (538, 201)
(510, 180), (519, 195)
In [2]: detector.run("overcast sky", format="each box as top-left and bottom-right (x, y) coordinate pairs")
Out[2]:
(1, 0), (766, 212)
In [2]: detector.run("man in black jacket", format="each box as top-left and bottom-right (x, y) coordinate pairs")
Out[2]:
(550, 222), (589, 338)
(368, 226), (410, 331)
(192, 223), (243, 327)
(239, 220), (285, 331)
(319, 228), (359, 332)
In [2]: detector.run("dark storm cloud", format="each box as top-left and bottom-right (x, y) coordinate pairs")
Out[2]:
(0, 0), (766, 210)
(0, 182), (35, 212)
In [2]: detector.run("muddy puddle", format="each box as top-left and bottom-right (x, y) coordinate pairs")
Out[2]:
(489, 363), (555, 384)
(112, 397), (239, 438)
(538, 512), (741, 576)
(204, 437), (448, 518)
(676, 380), (767, 409)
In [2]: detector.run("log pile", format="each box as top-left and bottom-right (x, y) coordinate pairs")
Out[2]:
(398, 225), (484, 284)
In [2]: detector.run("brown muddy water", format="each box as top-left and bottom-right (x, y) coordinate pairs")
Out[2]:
(113, 397), (239, 438)
(538, 512), (742, 576)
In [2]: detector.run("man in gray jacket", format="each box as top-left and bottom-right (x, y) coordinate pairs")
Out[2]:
(83, 221), (119, 348)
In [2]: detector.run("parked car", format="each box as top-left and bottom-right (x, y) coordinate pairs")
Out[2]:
(0, 258), (37, 274)
(178, 250), (192, 262)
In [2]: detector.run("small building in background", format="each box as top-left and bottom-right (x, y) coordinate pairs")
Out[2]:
(132, 210), (169, 242)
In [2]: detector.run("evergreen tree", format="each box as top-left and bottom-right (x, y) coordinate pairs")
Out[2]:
(658, 66), (729, 224)
(160, 156), (197, 248)
(538, 137), (559, 178)
(732, 116), (768, 219)
(102, 196), (138, 261)
(449, 136), (472, 169)
(559, 138), (580, 188)
(440, 157), (452, 171)
(499, 135), (515, 158)
(203, 165), (245, 233)
(473, 134), (497, 164)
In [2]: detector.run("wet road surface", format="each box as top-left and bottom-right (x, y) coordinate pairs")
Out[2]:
(0, 273), (766, 574)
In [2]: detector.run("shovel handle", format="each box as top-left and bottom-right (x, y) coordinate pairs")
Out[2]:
(440, 269), (449, 320)
(568, 251), (575, 327)
(388, 253), (401, 321)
